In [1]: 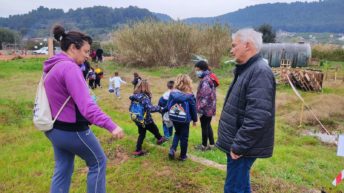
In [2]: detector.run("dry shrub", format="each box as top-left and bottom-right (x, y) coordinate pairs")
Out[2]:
(111, 20), (231, 67)
(276, 92), (299, 111)
(303, 94), (344, 129)
(312, 44), (340, 52)
(195, 23), (232, 67)
(252, 174), (321, 193)
(312, 44), (344, 61)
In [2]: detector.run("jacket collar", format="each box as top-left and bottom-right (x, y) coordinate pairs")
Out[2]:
(199, 70), (211, 78)
(234, 54), (261, 75)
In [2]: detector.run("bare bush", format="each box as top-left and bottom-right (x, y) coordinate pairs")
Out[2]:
(312, 44), (344, 61)
(303, 95), (344, 130)
(196, 24), (232, 67)
(111, 21), (231, 67)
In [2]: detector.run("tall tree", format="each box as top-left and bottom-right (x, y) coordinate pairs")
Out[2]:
(257, 24), (276, 43)
(0, 28), (21, 49)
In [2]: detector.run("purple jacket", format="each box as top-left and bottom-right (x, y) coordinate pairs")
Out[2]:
(44, 53), (117, 132)
(196, 71), (216, 117)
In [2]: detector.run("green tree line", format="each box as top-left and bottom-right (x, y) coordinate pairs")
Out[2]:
(0, 6), (157, 39)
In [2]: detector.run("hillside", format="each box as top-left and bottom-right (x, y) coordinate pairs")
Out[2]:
(153, 12), (173, 22)
(184, 0), (344, 33)
(0, 0), (343, 39)
(0, 6), (157, 39)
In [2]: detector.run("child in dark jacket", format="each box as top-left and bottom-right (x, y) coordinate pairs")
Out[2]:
(129, 80), (167, 156)
(164, 75), (197, 161)
(194, 60), (216, 151)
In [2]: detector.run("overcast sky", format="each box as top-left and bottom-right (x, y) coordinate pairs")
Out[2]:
(1, 0), (314, 19)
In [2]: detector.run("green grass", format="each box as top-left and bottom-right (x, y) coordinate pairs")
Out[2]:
(1, 58), (344, 192)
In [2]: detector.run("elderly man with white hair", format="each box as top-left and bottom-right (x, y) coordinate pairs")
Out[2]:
(216, 28), (276, 193)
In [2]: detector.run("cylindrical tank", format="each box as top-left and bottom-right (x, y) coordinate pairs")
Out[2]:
(260, 43), (311, 68)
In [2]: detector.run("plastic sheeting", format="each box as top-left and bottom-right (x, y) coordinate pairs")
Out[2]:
(260, 43), (311, 68)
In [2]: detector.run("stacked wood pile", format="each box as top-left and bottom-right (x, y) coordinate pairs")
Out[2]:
(273, 59), (324, 92)
(287, 69), (324, 92)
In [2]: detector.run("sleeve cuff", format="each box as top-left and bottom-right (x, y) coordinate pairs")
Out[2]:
(231, 144), (244, 155)
(106, 122), (117, 133)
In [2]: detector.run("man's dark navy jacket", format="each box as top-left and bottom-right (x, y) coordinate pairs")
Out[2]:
(216, 54), (276, 158)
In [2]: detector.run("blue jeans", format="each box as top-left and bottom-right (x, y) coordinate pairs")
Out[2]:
(45, 128), (107, 193)
(114, 87), (120, 97)
(225, 154), (256, 193)
(162, 122), (173, 139)
(171, 122), (189, 158)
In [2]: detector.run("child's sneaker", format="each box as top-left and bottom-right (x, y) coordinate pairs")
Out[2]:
(195, 144), (208, 151)
(157, 137), (168, 145)
(132, 150), (145, 157)
(168, 149), (175, 160)
(164, 136), (170, 141)
(207, 144), (216, 150)
(178, 156), (187, 161)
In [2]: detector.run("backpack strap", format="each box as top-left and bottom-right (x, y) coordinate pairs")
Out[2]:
(141, 94), (149, 120)
(53, 96), (71, 122)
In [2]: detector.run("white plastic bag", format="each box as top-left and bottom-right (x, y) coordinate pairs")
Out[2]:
(163, 112), (173, 128)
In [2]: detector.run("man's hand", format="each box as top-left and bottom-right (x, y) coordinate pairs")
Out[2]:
(111, 126), (125, 139)
(230, 151), (242, 160)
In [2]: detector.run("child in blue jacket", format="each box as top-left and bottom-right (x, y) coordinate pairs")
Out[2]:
(129, 80), (167, 156)
(164, 75), (197, 161)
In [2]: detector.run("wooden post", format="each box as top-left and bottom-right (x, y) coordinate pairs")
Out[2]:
(334, 66), (338, 82)
(299, 103), (304, 127)
(48, 38), (54, 58)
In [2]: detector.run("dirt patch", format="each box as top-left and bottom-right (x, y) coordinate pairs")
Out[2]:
(155, 166), (172, 177)
(174, 181), (202, 192)
(75, 145), (129, 173)
(302, 95), (344, 131)
(0, 54), (46, 61)
(142, 160), (150, 168)
(188, 154), (226, 171)
(251, 175), (321, 193)
(34, 171), (43, 177)
(106, 146), (129, 166)
(276, 92), (298, 111)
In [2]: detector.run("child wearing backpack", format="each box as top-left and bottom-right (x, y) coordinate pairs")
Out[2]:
(158, 80), (174, 140)
(87, 67), (96, 89)
(164, 75), (197, 161)
(129, 80), (167, 156)
(194, 60), (217, 151)
(109, 72), (126, 98)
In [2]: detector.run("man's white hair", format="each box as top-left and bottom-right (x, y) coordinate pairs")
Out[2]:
(232, 28), (263, 53)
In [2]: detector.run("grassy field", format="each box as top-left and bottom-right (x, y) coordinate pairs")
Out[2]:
(0, 58), (344, 192)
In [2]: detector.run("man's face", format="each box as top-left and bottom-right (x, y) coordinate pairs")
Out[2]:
(230, 37), (247, 64)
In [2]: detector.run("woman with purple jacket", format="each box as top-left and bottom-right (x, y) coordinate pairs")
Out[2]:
(44, 25), (124, 193)
(194, 60), (216, 151)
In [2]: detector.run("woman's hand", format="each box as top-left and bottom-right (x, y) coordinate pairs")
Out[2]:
(111, 126), (125, 139)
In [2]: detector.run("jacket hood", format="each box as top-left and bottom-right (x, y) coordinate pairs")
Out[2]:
(129, 93), (150, 101)
(170, 90), (194, 102)
(43, 53), (75, 73)
(200, 70), (211, 78)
